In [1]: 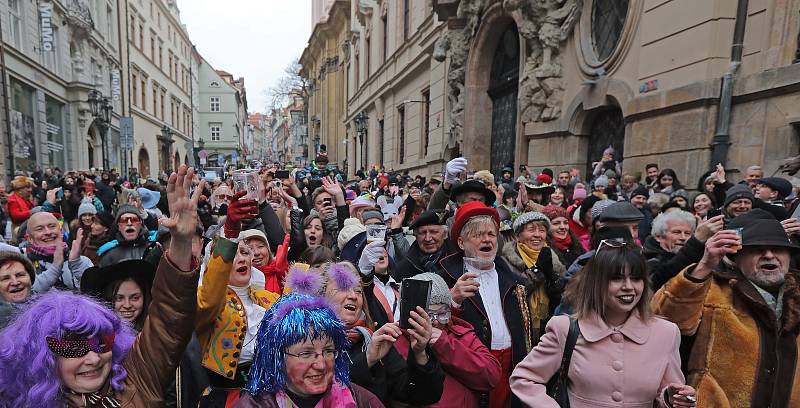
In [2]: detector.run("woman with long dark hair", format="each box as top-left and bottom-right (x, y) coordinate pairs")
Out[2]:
(511, 241), (696, 407)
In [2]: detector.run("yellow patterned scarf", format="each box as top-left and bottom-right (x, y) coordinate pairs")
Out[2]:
(516, 243), (550, 330)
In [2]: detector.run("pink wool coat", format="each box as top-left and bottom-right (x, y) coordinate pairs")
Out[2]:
(510, 313), (684, 407)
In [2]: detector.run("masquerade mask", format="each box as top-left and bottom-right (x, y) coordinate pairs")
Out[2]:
(46, 333), (115, 358)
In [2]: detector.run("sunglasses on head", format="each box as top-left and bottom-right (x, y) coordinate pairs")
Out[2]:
(597, 238), (629, 253)
(46, 333), (115, 358)
(118, 216), (141, 225)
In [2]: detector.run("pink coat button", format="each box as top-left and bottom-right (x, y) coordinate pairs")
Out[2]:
(612, 360), (623, 371)
(611, 333), (624, 343)
(612, 391), (623, 402)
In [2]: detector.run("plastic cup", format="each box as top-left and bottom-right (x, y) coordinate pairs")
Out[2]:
(733, 227), (744, 251)
(365, 224), (387, 244)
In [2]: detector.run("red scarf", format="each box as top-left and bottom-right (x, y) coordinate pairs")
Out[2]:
(345, 320), (370, 344)
(552, 233), (573, 253)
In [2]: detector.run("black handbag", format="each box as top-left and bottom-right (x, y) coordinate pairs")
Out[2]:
(546, 318), (580, 407)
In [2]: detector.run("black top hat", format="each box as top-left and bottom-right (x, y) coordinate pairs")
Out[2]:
(80, 259), (156, 298)
(449, 180), (496, 206)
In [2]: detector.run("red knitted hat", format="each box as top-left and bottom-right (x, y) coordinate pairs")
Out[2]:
(541, 205), (567, 221)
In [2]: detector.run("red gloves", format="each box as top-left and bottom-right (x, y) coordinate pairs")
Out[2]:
(223, 191), (259, 238)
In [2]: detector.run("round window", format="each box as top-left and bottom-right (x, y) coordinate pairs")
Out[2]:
(591, 0), (629, 61)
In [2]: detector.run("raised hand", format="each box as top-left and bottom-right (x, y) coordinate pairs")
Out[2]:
(694, 214), (724, 242)
(69, 228), (84, 262)
(407, 307), (433, 365)
(321, 176), (345, 205)
(690, 230), (741, 281)
(445, 157), (468, 186)
(162, 165), (205, 270)
(357, 241), (386, 276)
(223, 191), (259, 238)
(52, 229), (65, 270)
(450, 272), (479, 305)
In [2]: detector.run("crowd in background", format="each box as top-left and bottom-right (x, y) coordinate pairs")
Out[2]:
(0, 146), (800, 407)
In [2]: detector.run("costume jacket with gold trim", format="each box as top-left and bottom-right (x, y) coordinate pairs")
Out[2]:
(196, 237), (280, 379)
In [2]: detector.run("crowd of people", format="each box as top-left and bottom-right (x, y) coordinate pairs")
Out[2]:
(0, 147), (799, 407)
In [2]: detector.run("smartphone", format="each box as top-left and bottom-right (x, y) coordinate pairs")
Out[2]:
(707, 208), (722, 218)
(323, 197), (333, 206)
(399, 279), (432, 330)
(275, 170), (290, 179)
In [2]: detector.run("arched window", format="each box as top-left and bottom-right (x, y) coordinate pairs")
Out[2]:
(488, 24), (520, 177)
(592, 0), (629, 61)
(138, 148), (151, 177)
(586, 108), (625, 175)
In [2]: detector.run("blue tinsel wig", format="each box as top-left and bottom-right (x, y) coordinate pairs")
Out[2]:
(245, 293), (350, 396)
(0, 290), (137, 407)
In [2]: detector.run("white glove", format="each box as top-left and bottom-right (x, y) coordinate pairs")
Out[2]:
(358, 240), (386, 276)
(445, 158), (468, 185)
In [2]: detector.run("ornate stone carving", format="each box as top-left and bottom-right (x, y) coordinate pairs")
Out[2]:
(506, 0), (583, 123)
(65, 0), (94, 35)
(433, 0), (487, 151)
(342, 39), (351, 61)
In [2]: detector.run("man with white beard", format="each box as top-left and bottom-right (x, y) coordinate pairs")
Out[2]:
(653, 208), (800, 407)
(435, 201), (533, 408)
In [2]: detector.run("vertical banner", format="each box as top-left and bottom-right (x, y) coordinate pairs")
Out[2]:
(39, 1), (54, 51)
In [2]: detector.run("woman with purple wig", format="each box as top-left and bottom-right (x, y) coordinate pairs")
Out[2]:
(0, 165), (205, 407)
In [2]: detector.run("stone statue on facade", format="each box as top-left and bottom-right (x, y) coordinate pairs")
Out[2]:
(507, 0), (583, 123)
(433, 0), (487, 151)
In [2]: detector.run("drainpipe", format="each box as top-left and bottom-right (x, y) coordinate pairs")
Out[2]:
(710, 0), (749, 168)
(0, 8), (14, 181)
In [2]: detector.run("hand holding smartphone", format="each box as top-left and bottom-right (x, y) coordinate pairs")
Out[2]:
(399, 279), (432, 330)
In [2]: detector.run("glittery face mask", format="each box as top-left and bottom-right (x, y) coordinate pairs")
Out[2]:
(46, 333), (115, 358)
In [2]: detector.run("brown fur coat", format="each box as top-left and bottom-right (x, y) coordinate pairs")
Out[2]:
(652, 263), (800, 408)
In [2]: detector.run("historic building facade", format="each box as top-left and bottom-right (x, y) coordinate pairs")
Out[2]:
(197, 61), (246, 167)
(432, 0), (800, 184)
(123, 0), (194, 178)
(300, 0), (350, 174)
(0, 0), (123, 175)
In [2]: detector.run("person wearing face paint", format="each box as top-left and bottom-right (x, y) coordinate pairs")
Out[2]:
(96, 205), (158, 268)
(312, 262), (444, 406)
(196, 191), (281, 407)
(653, 208), (800, 407)
(511, 242), (695, 407)
(0, 251), (36, 328)
(234, 292), (385, 408)
(434, 201), (534, 408)
(0, 165), (205, 407)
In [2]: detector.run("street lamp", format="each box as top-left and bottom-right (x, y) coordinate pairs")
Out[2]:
(354, 111), (368, 171)
(87, 90), (113, 170)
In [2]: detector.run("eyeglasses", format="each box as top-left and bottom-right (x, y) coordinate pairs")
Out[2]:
(217, 194), (232, 200)
(428, 309), (451, 325)
(46, 333), (115, 358)
(597, 238), (628, 253)
(118, 216), (141, 225)
(285, 348), (339, 362)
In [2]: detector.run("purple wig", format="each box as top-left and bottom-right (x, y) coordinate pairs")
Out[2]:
(0, 290), (137, 407)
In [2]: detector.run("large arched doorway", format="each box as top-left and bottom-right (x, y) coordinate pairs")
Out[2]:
(586, 108), (625, 175)
(488, 24), (520, 177)
(138, 148), (151, 177)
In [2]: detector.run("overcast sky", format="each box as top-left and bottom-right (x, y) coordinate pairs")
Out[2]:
(176, 0), (311, 114)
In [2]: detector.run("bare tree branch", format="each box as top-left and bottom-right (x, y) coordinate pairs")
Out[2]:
(264, 58), (307, 111)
